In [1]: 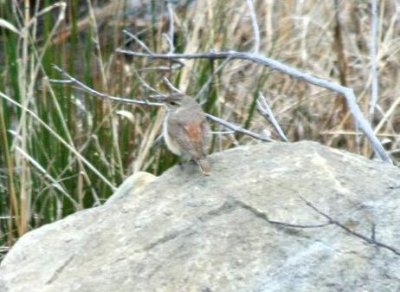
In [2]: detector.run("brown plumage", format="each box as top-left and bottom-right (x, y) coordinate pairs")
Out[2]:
(163, 94), (211, 175)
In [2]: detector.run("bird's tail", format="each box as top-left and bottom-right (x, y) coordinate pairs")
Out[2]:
(197, 159), (211, 176)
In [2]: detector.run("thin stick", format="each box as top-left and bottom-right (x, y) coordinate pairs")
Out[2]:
(194, 56), (232, 101)
(206, 114), (272, 142)
(163, 77), (182, 93)
(257, 92), (288, 142)
(50, 65), (163, 106)
(122, 29), (153, 54)
(166, 1), (175, 53)
(50, 67), (271, 143)
(246, 0), (260, 53)
(369, 0), (379, 116)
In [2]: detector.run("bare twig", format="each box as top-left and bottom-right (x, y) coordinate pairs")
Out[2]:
(256, 92), (288, 142)
(374, 95), (400, 134)
(50, 65), (163, 107)
(194, 56), (232, 101)
(246, 0), (260, 53)
(333, 0), (348, 86)
(115, 49), (391, 163)
(122, 29), (153, 54)
(163, 77), (182, 94)
(205, 114), (272, 142)
(50, 66), (272, 143)
(123, 29), (183, 72)
(166, 1), (175, 53)
(131, 68), (167, 96)
(369, 0), (379, 116)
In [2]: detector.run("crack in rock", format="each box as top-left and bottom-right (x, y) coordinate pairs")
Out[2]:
(234, 198), (400, 257)
(142, 200), (237, 252)
(142, 229), (183, 251)
(45, 254), (75, 285)
(139, 197), (400, 259)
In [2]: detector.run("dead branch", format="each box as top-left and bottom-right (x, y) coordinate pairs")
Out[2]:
(205, 114), (271, 142)
(257, 92), (288, 142)
(369, 0), (379, 116)
(50, 65), (163, 107)
(115, 49), (392, 164)
(246, 0), (260, 53)
(50, 66), (272, 143)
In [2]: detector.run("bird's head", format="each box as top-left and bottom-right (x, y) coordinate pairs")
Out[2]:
(164, 94), (184, 109)
(148, 94), (198, 111)
(163, 94), (197, 111)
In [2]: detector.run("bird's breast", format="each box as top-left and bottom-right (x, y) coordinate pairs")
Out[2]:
(163, 113), (182, 156)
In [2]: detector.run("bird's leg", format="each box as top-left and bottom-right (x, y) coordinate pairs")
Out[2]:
(196, 159), (211, 176)
(178, 161), (185, 170)
(176, 157), (186, 171)
(152, 134), (164, 148)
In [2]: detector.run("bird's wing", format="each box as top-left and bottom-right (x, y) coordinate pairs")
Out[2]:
(200, 119), (211, 155)
(167, 116), (205, 160)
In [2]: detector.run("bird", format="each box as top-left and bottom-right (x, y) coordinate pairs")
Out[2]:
(162, 94), (211, 175)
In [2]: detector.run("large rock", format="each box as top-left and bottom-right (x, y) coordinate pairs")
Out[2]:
(1, 141), (399, 292)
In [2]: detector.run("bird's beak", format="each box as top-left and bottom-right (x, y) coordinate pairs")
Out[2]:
(147, 94), (168, 102)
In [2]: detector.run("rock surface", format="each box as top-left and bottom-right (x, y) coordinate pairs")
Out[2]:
(1, 141), (400, 292)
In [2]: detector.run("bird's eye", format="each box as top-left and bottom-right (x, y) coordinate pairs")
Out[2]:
(168, 101), (179, 106)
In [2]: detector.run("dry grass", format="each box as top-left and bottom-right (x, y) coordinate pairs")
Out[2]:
(1, 0), (399, 260)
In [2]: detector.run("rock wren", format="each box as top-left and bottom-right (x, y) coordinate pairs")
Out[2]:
(162, 94), (211, 175)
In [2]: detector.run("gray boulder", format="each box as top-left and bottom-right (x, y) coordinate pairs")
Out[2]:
(1, 141), (399, 292)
